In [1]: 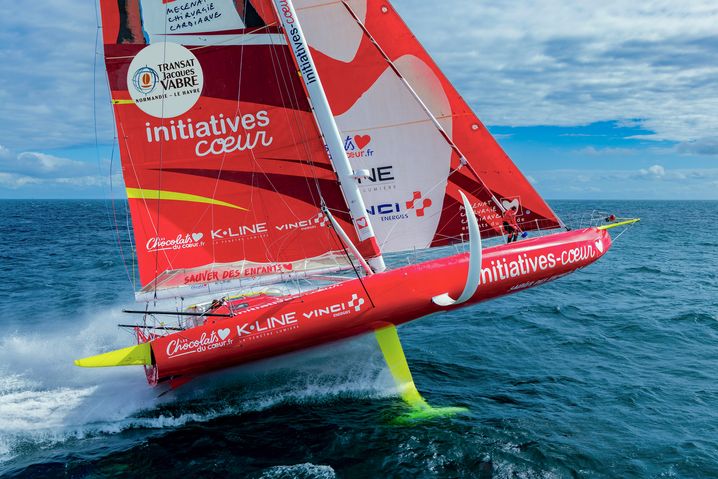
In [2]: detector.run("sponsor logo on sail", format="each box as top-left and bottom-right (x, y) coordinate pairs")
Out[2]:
(132, 66), (160, 95)
(127, 42), (203, 118)
(500, 197), (523, 216)
(366, 191), (433, 222)
(357, 166), (395, 184)
(146, 233), (205, 253)
(211, 222), (268, 241)
(275, 212), (328, 232)
(405, 191), (432, 217)
(144, 111), (274, 158)
(344, 135), (374, 159)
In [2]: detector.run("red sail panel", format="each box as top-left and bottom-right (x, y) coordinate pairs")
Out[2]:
(295, 0), (561, 252)
(99, 0), (355, 290)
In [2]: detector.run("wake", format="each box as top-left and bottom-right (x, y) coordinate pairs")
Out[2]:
(0, 306), (394, 467)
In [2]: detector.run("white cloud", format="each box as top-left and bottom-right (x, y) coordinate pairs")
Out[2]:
(4, 152), (91, 178)
(577, 146), (638, 157)
(0, 144), (115, 190)
(0, 2), (113, 150)
(0, 172), (42, 188)
(395, 0), (718, 143)
(529, 165), (718, 199)
(676, 137), (718, 156)
(639, 164), (666, 178)
(2, 1), (718, 158)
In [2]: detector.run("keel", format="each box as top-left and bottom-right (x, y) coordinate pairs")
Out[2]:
(374, 324), (467, 423)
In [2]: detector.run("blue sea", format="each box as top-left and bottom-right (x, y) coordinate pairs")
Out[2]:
(0, 200), (716, 478)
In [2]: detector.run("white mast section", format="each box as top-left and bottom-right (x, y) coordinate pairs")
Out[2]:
(272, 0), (386, 273)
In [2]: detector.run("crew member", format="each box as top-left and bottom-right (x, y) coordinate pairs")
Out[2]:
(502, 206), (521, 244)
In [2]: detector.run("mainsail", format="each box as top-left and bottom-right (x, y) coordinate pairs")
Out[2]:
(100, 0), (365, 297)
(98, 0), (561, 299)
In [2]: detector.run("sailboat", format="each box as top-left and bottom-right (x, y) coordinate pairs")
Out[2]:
(78, 0), (637, 418)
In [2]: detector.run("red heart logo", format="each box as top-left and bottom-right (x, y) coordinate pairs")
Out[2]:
(283, 263), (293, 271)
(355, 216), (368, 229)
(354, 135), (371, 150)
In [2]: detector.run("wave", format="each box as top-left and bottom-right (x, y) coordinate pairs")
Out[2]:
(0, 307), (396, 469)
(258, 463), (336, 479)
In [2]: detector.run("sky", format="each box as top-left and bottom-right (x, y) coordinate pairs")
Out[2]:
(0, 1), (717, 199)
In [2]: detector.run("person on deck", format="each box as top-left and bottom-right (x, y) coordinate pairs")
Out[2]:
(209, 298), (225, 311)
(502, 206), (521, 244)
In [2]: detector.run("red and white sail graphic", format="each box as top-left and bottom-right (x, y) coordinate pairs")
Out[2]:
(295, 0), (562, 252)
(99, 0), (359, 292)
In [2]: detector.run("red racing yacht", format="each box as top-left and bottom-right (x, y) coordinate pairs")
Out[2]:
(77, 0), (637, 419)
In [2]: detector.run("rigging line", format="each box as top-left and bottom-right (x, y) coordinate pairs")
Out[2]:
(208, 2), (253, 268)
(320, 198), (371, 293)
(152, 16), (173, 300)
(95, 3), (138, 288)
(108, 142), (136, 286)
(93, 3), (134, 289)
(345, 1), (563, 229)
(231, 18), (318, 228)
(267, 2), (335, 209)
(268, 10), (360, 282)
(269, 8), (364, 281)
(231, 18), (327, 267)
(104, 45), (140, 289)
(229, 48), (302, 261)
(323, 205), (375, 308)
(266, 20), (325, 206)
(250, 15), (299, 261)
(119, 121), (170, 280)
(239, 9), (290, 266)
(274, 31), (326, 201)
(271, 27), (355, 282)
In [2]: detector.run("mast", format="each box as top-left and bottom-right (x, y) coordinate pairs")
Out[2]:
(272, 0), (386, 273)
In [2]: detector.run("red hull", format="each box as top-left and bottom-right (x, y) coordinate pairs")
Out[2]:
(149, 227), (611, 382)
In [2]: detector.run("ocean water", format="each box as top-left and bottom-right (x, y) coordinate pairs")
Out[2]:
(0, 200), (716, 478)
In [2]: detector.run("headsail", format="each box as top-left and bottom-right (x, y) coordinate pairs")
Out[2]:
(99, 0), (363, 296)
(294, 0), (562, 252)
